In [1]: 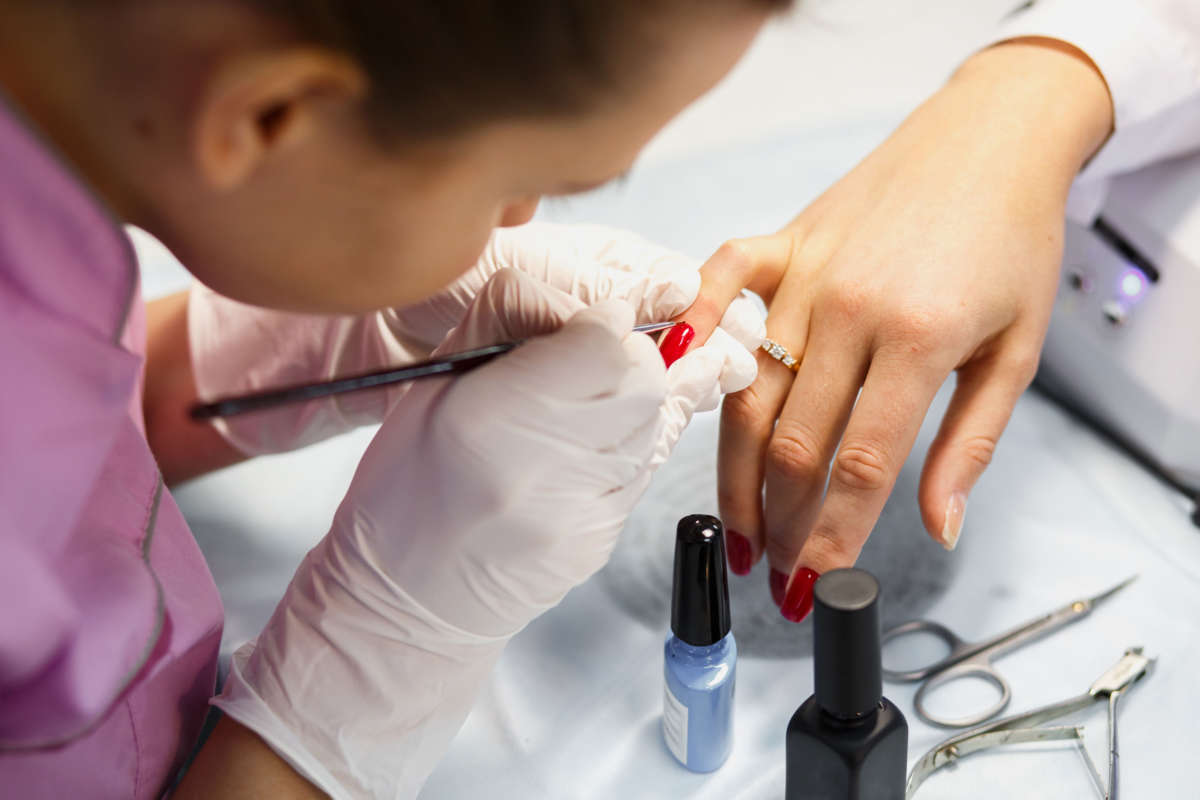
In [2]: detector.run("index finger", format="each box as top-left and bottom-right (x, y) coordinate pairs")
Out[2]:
(681, 234), (794, 347)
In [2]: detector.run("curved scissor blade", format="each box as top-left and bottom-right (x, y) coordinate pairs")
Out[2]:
(1083, 575), (1138, 610)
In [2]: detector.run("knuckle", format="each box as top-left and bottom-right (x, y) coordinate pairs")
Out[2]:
(684, 291), (725, 329)
(826, 280), (872, 321)
(959, 434), (998, 470)
(831, 441), (892, 493)
(766, 425), (826, 485)
(884, 306), (949, 355)
(1001, 347), (1041, 386)
(801, 524), (860, 568)
(715, 239), (756, 276)
(716, 484), (752, 520)
(720, 383), (775, 435)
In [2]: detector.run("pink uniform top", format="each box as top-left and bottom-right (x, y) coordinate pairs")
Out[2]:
(0, 98), (223, 797)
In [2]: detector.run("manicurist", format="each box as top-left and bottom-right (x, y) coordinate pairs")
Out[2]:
(0, 1), (785, 796)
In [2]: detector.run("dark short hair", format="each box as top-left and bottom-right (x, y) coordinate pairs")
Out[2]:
(253, 1), (792, 137)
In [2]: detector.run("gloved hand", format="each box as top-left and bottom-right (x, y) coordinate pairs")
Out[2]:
(190, 222), (765, 455)
(212, 269), (756, 799)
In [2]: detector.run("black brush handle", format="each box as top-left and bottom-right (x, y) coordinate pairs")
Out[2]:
(190, 321), (680, 420)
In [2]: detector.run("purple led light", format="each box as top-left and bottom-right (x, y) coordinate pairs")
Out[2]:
(1119, 270), (1145, 299)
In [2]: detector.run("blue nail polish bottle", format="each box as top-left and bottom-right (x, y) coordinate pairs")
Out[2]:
(663, 514), (737, 773)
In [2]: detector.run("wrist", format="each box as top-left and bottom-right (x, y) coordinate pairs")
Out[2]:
(938, 37), (1114, 191)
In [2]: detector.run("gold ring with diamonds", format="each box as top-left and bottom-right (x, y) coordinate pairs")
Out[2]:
(760, 337), (800, 373)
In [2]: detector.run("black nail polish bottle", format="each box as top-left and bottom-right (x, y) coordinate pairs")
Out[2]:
(785, 568), (907, 800)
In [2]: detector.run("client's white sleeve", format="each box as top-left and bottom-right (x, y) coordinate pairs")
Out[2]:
(993, 0), (1200, 221)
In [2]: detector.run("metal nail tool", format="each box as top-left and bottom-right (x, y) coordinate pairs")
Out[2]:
(190, 320), (683, 420)
(905, 646), (1154, 799)
(881, 576), (1137, 728)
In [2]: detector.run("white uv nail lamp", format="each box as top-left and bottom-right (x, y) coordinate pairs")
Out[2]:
(1037, 151), (1200, 506)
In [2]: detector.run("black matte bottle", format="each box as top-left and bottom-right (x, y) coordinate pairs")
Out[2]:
(785, 568), (907, 800)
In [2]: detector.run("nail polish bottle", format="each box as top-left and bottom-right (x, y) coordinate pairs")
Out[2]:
(785, 568), (907, 800)
(663, 514), (737, 773)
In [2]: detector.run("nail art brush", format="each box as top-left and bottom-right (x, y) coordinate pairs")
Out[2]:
(190, 320), (682, 420)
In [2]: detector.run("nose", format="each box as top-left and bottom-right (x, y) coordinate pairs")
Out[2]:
(499, 196), (540, 227)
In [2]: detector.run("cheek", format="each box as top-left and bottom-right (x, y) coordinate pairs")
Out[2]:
(365, 215), (498, 307)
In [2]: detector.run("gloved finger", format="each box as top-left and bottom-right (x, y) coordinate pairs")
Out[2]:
(557, 470), (657, 574)
(717, 294), (768, 355)
(384, 223), (699, 351)
(586, 264), (700, 324)
(441, 296), (667, 469)
(555, 405), (664, 493)
(575, 224), (696, 275)
(776, 349), (946, 623)
(383, 248), (504, 351)
(432, 269), (583, 355)
(503, 340), (667, 496)
(459, 295), (637, 404)
(918, 345), (1036, 550)
(649, 345), (727, 470)
(696, 326), (759, 397)
(561, 324), (670, 449)
(488, 222), (700, 316)
(581, 227), (700, 319)
(519, 328), (668, 454)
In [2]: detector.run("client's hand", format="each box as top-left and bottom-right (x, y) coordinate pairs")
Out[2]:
(677, 40), (1114, 620)
(212, 269), (756, 799)
(188, 222), (764, 455)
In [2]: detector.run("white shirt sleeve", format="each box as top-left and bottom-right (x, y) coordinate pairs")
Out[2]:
(993, 0), (1200, 221)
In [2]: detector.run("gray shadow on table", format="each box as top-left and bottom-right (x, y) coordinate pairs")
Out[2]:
(598, 413), (959, 659)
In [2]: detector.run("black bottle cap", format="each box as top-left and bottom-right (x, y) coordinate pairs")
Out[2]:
(670, 515), (732, 647)
(813, 568), (882, 718)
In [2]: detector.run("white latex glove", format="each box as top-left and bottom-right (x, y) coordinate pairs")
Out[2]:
(212, 270), (753, 799)
(189, 222), (765, 455)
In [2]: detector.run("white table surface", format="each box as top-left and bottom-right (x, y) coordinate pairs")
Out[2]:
(136, 3), (1200, 797)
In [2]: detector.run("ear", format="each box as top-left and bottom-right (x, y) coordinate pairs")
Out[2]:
(193, 49), (367, 189)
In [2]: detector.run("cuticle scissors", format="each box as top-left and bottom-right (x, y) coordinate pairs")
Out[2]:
(881, 575), (1137, 728)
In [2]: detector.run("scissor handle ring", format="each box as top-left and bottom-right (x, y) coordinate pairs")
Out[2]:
(882, 619), (967, 682)
(913, 663), (1012, 729)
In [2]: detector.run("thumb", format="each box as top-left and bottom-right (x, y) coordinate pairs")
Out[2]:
(649, 326), (761, 469)
(434, 269), (584, 354)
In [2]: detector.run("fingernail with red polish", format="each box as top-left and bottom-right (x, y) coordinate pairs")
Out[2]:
(726, 531), (752, 576)
(658, 322), (695, 367)
(780, 567), (821, 623)
(769, 569), (788, 607)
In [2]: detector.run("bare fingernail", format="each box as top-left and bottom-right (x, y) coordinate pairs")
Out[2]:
(940, 491), (968, 551)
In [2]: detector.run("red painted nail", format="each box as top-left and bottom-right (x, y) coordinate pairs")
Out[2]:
(769, 569), (788, 607)
(780, 567), (821, 623)
(658, 322), (695, 367)
(726, 531), (752, 576)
